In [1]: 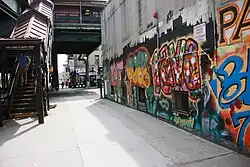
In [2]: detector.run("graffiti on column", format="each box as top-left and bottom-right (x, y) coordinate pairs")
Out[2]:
(110, 60), (124, 103)
(103, 59), (111, 97)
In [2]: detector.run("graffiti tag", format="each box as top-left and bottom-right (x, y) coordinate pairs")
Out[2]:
(151, 37), (201, 96)
(214, 48), (250, 109)
(218, 0), (250, 46)
(126, 47), (151, 88)
(232, 110), (250, 149)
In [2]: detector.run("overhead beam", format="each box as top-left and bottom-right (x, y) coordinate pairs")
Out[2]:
(54, 0), (106, 7)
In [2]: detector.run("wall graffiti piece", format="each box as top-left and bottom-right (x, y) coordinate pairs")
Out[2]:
(215, 54), (250, 109)
(151, 37), (201, 97)
(110, 60), (123, 86)
(232, 108), (250, 149)
(215, 43), (250, 151)
(103, 60), (111, 97)
(102, 2), (250, 152)
(110, 60), (124, 103)
(126, 47), (151, 88)
(125, 47), (151, 108)
(218, 0), (250, 46)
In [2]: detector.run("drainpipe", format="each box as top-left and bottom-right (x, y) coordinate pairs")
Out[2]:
(80, 1), (82, 24)
(153, 9), (159, 117)
(211, 0), (218, 55)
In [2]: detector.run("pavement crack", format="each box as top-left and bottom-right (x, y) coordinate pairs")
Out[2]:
(177, 151), (234, 166)
(72, 127), (86, 167)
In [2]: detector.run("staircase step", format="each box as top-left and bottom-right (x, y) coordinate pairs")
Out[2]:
(15, 90), (35, 94)
(14, 98), (36, 103)
(10, 112), (38, 119)
(13, 103), (36, 107)
(14, 94), (36, 98)
(15, 93), (35, 96)
(16, 88), (35, 91)
(16, 86), (35, 90)
(17, 82), (35, 86)
(11, 107), (36, 113)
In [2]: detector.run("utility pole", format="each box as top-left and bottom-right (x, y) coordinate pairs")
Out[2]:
(153, 9), (159, 117)
(96, 55), (102, 98)
(80, 1), (82, 24)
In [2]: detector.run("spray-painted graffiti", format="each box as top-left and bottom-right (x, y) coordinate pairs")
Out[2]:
(126, 47), (151, 88)
(216, 0), (250, 151)
(149, 37), (206, 129)
(214, 43), (250, 151)
(151, 37), (201, 97)
(218, 0), (250, 46)
(102, 0), (250, 152)
(125, 47), (151, 108)
(110, 60), (124, 103)
(110, 61), (123, 86)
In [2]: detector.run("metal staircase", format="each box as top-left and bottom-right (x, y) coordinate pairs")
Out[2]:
(0, 0), (54, 126)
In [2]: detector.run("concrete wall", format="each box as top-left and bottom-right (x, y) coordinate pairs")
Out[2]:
(102, 0), (250, 153)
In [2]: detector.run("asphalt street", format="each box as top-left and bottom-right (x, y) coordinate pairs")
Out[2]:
(0, 88), (249, 167)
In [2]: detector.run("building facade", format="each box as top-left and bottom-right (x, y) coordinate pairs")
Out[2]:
(101, 0), (250, 152)
(68, 45), (103, 76)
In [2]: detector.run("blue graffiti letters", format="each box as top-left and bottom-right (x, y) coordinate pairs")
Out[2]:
(215, 50), (250, 109)
(232, 111), (250, 149)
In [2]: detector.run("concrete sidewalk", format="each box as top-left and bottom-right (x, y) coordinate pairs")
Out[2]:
(0, 90), (249, 167)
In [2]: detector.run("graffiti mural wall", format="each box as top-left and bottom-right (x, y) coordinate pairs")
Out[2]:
(103, 0), (250, 152)
(215, 0), (250, 151)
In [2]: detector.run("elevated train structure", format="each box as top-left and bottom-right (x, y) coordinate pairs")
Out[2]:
(51, 0), (105, 90)
(0, 0), (105, 126)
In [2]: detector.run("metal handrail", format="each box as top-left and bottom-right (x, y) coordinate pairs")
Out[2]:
(0, 54), (20, 120)
(7, 55), (20, 116)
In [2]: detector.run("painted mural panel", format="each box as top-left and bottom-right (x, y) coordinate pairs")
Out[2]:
(110, 59), (124, 103)
(103, 59), (111, 98)
(125, 47), (151, 111)
(103, 0), (250, 153)
(150, 36), (220, 131)
(216, 0), (250, 151)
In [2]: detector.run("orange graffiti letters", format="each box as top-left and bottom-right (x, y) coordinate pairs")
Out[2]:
(218, 0), (250, 46)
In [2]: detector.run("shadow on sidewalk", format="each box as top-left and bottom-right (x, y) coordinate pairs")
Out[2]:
(0, 118), (39, 147)
(85, 98), (177, 167)
(85, 99), (250, 167)
(49, 88), (99, 103)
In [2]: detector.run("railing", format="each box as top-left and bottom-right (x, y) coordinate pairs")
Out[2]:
(7, 56), (20, 118)
(55, 16), (101, 24)
(54, 22), (101, 31)
(0, 88), (7, 127)
(0, 55), (20, 125)
(0, 55), (8, 126)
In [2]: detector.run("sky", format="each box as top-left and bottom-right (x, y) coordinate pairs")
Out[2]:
(57, 54), (68, 73)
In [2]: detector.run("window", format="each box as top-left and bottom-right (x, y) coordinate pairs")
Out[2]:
(95, 55), (99, 65)
(138, 87), (146, 102)
(83, 9), (90, 16)
(111, 85), (114, 94)
(93, 11), (99, 17)
(172, 91), (189, 115)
